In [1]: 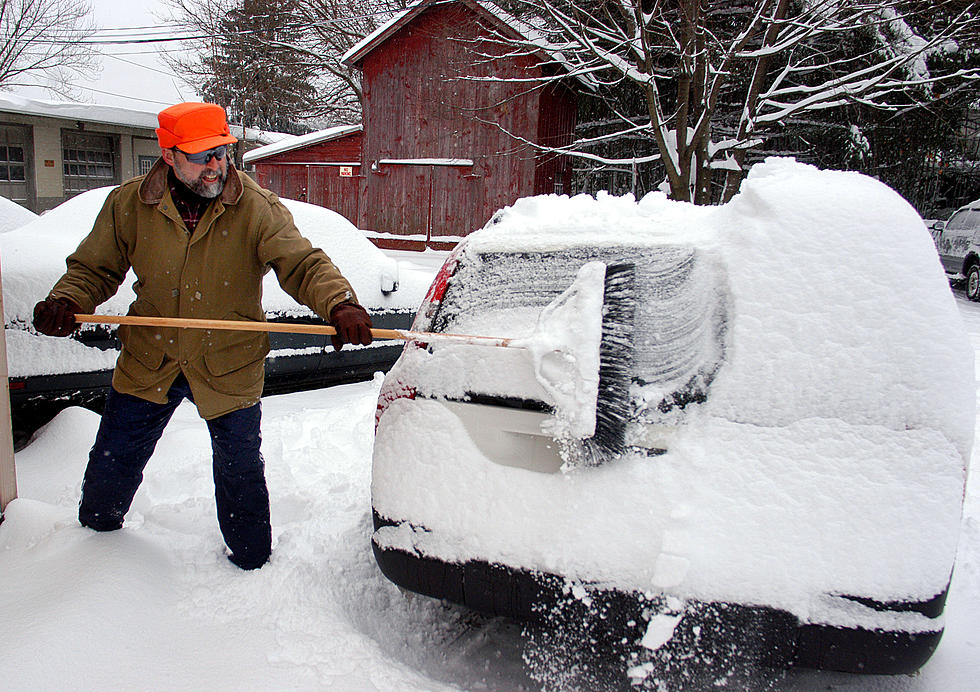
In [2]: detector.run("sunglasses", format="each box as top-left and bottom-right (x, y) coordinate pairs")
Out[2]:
(177, 145), (228, 164)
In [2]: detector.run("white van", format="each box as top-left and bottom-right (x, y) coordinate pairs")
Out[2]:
(933, 198), (980, 299)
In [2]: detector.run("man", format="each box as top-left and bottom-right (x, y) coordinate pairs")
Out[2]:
(32, 102), (373, 570)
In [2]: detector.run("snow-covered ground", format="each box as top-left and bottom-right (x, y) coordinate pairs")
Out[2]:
(0, 181), (978, 689)
(0, 286), (975, 690)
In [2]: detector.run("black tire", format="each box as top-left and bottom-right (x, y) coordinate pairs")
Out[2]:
(968, 264), (980, 301)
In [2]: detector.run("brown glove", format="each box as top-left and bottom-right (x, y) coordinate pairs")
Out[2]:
(329, 302), (373, 351)
(33, 297), (82, 337)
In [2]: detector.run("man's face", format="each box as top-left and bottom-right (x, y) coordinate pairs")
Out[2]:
(162, 146), (229, 198)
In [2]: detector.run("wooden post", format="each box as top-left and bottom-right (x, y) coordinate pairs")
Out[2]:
(0, 254), (17, 514)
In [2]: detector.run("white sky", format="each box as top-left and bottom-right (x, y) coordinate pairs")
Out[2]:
(12, 0), (193, 111)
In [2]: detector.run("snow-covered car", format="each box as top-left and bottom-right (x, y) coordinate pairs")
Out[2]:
(0, 194), (37, 234)
(371, 159), (973, 681)
(932, 197), (980, 298)
(2, 187), (433, 444)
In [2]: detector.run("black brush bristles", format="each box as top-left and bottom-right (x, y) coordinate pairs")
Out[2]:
(583, 262), (637, 462)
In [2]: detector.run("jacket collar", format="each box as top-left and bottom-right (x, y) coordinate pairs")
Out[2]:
(139, 156), (244, 206)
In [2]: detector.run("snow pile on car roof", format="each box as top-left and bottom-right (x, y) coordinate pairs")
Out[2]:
(1, 186), (433, 377)
(0, 195), (37, 234)
(464, 156), (973, 463)
(373, 157), (973, 628)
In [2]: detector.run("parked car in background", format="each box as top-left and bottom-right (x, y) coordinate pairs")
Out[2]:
(932, 198), (980, 299)
(2, 187), (433, 446)
(371, 161), (972, 684)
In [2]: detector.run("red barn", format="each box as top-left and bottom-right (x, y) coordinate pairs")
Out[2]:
(246, 0), (578, 249)
(246, 125), (363, 227)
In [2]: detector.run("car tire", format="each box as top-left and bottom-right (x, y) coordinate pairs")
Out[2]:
(968, 264), (980, 302)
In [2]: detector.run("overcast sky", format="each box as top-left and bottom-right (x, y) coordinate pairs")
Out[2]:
(12, 0), (193, 113)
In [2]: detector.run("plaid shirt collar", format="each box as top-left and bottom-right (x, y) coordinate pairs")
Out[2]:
(167, 170), (213, 233)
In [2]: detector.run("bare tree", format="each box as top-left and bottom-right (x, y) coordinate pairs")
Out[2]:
(163, 0), (320, 140)
(291, 0), (408, 123)
(164, 0), (405, 128)
(0, 0), (97, 96)
(485, 0), (980, 204)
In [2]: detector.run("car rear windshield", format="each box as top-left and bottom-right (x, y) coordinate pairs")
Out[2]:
(427, 247), (728, 419)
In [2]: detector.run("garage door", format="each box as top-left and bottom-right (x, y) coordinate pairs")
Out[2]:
(63, 131), (118, 197)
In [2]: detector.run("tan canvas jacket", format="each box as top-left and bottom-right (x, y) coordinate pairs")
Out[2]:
(49, 158), (358, 419)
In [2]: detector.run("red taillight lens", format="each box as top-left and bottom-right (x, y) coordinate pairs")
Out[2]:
(413, 243), (465, 330)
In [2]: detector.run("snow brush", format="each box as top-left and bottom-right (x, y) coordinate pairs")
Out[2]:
(74, 261), (636, 451)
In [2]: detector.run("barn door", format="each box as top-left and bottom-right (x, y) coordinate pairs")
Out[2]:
(364, 165), (430, 239)
(361, 163), (476, 241)
(427, 165), (476, 239)
(307, 166), (360, 227)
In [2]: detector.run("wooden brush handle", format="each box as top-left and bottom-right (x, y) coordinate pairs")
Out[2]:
(76, 313), (403, 339)
(74, 314), (513, 347)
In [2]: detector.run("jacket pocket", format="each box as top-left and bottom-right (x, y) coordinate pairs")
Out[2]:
(202, 317), (271, 394)
(118, 298), (169, 370)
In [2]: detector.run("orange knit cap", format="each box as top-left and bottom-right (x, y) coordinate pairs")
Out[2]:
(156, 102), (238, 153)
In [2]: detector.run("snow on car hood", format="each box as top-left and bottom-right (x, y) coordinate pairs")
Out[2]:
(373, 158), (973, 625)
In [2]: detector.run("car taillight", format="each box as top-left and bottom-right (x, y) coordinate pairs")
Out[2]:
(413, 243), (465, 330)
(375, 373), (417, 431)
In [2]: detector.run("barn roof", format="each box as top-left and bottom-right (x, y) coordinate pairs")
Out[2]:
(243, 124), (363, 164)
(342, 0), (582, 83)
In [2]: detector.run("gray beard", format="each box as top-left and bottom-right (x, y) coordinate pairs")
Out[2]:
(185, 170), (227, 198)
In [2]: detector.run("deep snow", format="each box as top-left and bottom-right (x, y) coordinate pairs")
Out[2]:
(0, 292), (977, 690)
(0, 196), (36, 234)
(0, 166), (977, 689)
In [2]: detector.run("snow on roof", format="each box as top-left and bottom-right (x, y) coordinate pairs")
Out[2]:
(0, 91), (289, 145)
(0, 91), (158, 130)
(243, 125), (363, 164)
(341, 0), (588, 88)
(230, 125), (294, 147)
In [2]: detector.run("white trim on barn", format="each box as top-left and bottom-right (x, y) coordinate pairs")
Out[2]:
(340, 0), (594, 91)
(253, 161), (361, 167)
(243, 125), (363, 164)
(378, 158), (474, 166)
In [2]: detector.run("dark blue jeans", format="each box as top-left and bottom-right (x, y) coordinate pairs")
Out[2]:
(78, 374), (272, 569)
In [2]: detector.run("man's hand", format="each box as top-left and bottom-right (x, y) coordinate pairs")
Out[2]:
(33, 297), (81, 337)
(329, 302), (373, 351)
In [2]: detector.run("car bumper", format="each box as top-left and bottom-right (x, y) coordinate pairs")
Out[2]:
(371, 512), (946, 676)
